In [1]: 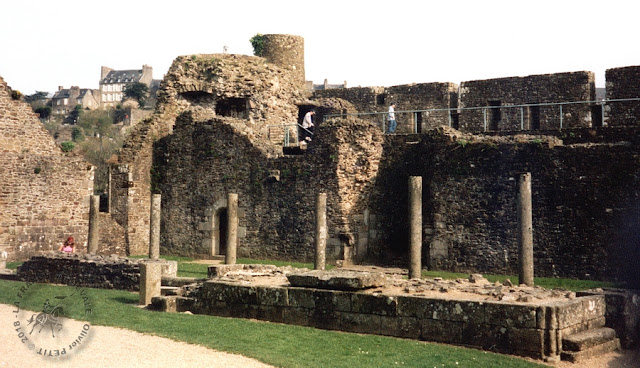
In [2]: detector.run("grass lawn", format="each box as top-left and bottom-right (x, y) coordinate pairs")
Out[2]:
(0, 280), (549, 368)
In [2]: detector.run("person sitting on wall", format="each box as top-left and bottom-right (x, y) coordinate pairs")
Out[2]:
(59, 237), (75, 253)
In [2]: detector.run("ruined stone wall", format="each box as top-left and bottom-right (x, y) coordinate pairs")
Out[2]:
(113, 52), (304, 255)
(459, 72), (595, 132)
(16, 254), (176, 290)
(260, 34), (305, 89)
(606, 65), (640, 127)
(155, 114), (382, 263)
(367, 128), (640, 281)
(0, 77), (94, 260)
(386, 83), (459, 133)
(312, 83), (458, 133)
(189, 279), (606, 361)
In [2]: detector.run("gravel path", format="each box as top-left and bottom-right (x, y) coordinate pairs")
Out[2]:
(0, 304), (272, 368)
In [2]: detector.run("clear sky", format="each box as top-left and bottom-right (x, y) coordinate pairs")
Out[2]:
(1, 0), (637, 95)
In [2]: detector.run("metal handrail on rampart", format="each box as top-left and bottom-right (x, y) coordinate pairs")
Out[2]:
(267, 123), (314, 146)
(324, 97), (640, 133)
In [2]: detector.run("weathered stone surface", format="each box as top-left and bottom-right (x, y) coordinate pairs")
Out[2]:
(350, 293), (397, 316)
(256, 286), (289, 307)
(287, 270), (386, 290)
(0, 77), (96, 260)
(208, 264), (277, 277)
(484, 302), (539, 328)
(139, 262), (162, 305)
(563, 327), (617, 352)
(560, 338), (621, 363)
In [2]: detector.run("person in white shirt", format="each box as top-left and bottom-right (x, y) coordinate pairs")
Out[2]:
(387, 103), (397, 133)
(300, 110), (315, 144)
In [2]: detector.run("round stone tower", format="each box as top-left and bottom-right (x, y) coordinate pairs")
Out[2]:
(260, 34), (305, 88)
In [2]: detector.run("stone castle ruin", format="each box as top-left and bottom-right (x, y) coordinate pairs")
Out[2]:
(102, 34), (640, 287)
(3, 34), (640, 286)
(3, 33), (640, 362)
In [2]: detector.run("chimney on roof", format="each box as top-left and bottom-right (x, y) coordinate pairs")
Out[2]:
(101, 66), (113, 81)
(141, 64), (153, 86)
(58, 86), (64, 91)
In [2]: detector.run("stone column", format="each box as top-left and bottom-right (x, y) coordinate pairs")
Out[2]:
(139, 262), (162, 305)
(315, 193), (327, 270)
(149, 194), (161, 260)
(225, 193), (238, 265)
(87, 195), (100, 254)
(409, 176), (422, 279)
(518, 172), (534, 286)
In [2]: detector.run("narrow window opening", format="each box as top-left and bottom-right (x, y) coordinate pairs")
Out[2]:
(528, 105), (541, 130)
(488, 100), (501, 131)
(215, 98), (249, 119)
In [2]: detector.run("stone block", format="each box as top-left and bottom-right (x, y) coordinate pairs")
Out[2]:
(484, 301), (538, 328)
(287, 270), (386, 291)
(256, 306), (285, 323)
(283, 307), (311, 326)
(288, 288), (315, 309)
(351, 293), (397, 316)
(581, 295), (606, 321)
(396, 295), (433, 319)
(208, 264), (245, 277)
(420, 319), (463, 343)
(562, 327), (617, 352)
(256, 286), (289, 306)
(555, 299), (586, 329)
(139, 262), (162, 305)
(380, 316), (421, 339)
(311, 309), (341, 331)
(151, 296), (177, 312)
(339, 312), (381, 334)
(314, 289), (351, 312)
(508, 327), (545, 355)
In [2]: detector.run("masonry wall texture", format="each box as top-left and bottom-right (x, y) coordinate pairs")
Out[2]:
(606, 65), (640, 127)
(313, 82), (458, 134)
(0, 77), (94, 260)
(155, 114), (382, 262)
(365, 128), (640, 282)
(184, 280), (607, 360)
(113, 50), (305, 255)
(105, 34), (640, 284)
(458, 72), (596, 132)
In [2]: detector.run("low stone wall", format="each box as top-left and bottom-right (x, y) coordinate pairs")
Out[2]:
(185, 280), (605, 360)
(578, 288), (640, 349)
(16, 254), (177, 291)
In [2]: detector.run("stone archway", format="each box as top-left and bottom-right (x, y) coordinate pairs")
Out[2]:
(205, 198), (228, 257)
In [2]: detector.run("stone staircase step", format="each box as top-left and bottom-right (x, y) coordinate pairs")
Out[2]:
(161, 286), (181, 296)
(562, 327), (617, 351)
(561, 338), (620, 363)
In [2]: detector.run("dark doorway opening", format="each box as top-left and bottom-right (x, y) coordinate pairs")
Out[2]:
(216, 98), (249, 119)
(218, 208), (228, 255)
(415, 112), (423, 134)
(376, 94), (386, 106)
(591, 104), (603, 127)
(488, 100), (501, 131)
(451, 112), (460, 130)
(528, 105), (541, 130)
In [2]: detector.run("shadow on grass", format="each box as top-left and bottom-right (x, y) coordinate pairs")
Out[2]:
(110, 296), (138, 304)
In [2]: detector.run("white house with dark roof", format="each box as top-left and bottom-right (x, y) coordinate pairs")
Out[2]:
(51, 86), (99, 118)
(99, 65), (152, 108)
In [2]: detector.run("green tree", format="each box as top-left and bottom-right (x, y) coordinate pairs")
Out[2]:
(250, 34), (265, 56)
(34, 106), (51, 120)
(24, 91), (49, 103)
(77, 109), (114, 138)
(123, 82), (149, 107)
